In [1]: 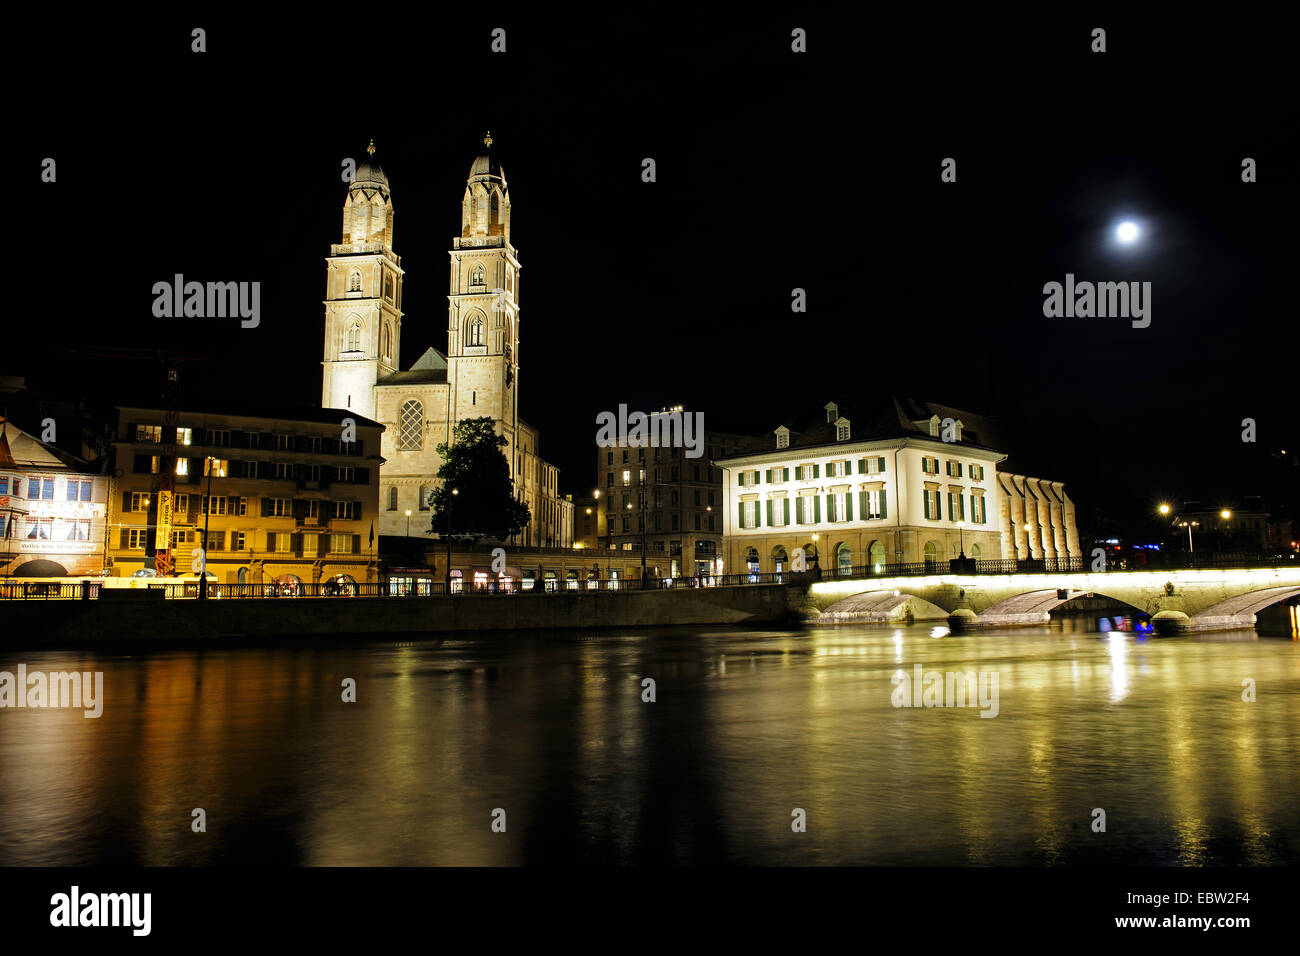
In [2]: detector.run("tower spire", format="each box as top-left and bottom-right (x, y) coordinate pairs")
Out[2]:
(367, 138), (376, 156)
(483, 130), (493, 148)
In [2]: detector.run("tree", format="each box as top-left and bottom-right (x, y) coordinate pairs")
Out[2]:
(428, 417), (531, 541)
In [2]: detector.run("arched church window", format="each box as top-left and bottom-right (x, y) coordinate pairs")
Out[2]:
(349, 271), (361, 293)
(345, 322), (362, 353)
(383, 274), (394, 301)
(381, 323), (392, 362)
(467, 315), (484, 347)
(387, 487), (398, 511)
(419, 485), (433, 511)
(398, 400), (423, 450)
(472, 265), (485, 287)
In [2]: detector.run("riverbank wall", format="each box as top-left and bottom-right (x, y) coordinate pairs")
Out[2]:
(1, 583), (806, 646)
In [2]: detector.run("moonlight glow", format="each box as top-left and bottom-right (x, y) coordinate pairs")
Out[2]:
(1116, 221), (1140, 243)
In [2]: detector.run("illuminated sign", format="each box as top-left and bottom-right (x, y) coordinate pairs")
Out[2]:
(154, 490), (173, 550)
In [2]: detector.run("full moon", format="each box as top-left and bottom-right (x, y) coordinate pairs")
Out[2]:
(1116, 221), (1140, 243)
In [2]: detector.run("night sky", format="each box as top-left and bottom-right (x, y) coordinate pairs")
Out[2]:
(14, 12), (1295, 543)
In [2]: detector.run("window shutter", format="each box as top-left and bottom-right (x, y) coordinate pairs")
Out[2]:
(354, 500), (363, 520)
(352, 534), (361, 554)
(826, 495), (834, 522)
(753, 502), (761, 528)
(766, 500), (773, 526)
(880, 492), (887, 520)
(958, 463), (963, 477)
(121, 491), (131, 511)
(936, 494), (942, 520)
(857, 458), (866, 474)
(737, 472), (744, 487)
(813, 463), (820, 479)
(293, 499), (306, 520)
(118, 529), (129, 549)
(795, 498), (803, 525)
(189, 459), (201, 483)
(356, 467), (369, 485)
(844, 494), (853, 521)
(860, 490), (868, 517)
(765, 469), (771, 484)
(317, 534), (328, 557)
(738, 502), (745, 529)
(261, 497), (272, 517)
(814, 496), (821, 523)
(292, 533), (303, 557)
(782, 467), (789, 482)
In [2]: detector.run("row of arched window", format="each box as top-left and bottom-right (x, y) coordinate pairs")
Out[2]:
(744, 540), (983, 573)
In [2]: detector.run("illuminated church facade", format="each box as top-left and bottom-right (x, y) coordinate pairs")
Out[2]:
(321, 135), (572, 546)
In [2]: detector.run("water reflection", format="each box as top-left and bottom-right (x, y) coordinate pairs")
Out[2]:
(1, 620), (1297, 866)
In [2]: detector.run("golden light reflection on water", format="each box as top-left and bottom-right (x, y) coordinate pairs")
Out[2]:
(0, 624), (1298, 865)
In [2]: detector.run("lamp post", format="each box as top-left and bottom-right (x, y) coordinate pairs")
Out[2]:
(405, 509), (411, 538)
(199, 456), (215, 599)
(1161, 503), (1199, 553)
(444, 488), (458, 594)
(957, 520), (966, 559)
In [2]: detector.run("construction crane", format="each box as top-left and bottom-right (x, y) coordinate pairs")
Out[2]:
(75, 347), (207, 577)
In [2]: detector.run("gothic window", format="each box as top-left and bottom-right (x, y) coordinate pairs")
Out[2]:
(471, 265), (485, 287)
(381, 322), (392, 362)
(419, 485), (433, 511)
(349, 271), (362, 292)
(384, 274), (394, 301)
(398, 400), (423, 450)
(387, 487), (398, 511)
(467, 315), (484, 347)
(344, 321), (362, 353)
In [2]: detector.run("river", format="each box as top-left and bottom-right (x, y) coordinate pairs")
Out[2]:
(1, 618), (1297, 865)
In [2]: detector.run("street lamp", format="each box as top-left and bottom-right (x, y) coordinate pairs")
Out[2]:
(957, 520), (966, 558)
(444, 488), (458, 595)
(199, 456), (215, 599)
(405, 509), (411, 537)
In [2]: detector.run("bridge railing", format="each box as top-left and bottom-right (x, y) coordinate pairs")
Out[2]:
(814, 551), (1297, 581)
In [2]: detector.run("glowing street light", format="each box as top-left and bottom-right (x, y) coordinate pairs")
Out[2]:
(1158, 503), (1171, 515)
(405, 509), (412, 537)
(1116, 221), (1140, 243)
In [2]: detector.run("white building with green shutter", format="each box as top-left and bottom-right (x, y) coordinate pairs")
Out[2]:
(717, 397), (1078, 576)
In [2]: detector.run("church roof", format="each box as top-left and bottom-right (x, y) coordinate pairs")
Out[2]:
(378, 347), (449, 386)
(352, 139), (389, 192)
(468, 131), (505, 184)
(378, 368), (447, 386)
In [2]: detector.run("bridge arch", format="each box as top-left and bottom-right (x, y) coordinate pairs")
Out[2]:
(821, 589), (949, 624)
(1191, 586), (1300, 630)
(976, 588), (1144, 627)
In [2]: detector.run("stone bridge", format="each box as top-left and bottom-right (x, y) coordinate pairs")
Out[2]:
(806, 566), (1300, 634)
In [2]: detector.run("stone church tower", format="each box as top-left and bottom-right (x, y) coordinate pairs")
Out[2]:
(320, 141), (404, 421)
(446, 131), (522, 468)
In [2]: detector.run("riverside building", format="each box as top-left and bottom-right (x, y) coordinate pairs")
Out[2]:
(718, 397), (1080, 575)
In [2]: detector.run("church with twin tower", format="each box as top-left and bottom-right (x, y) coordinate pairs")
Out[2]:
(320, 134), (572, 547)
